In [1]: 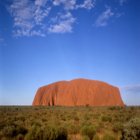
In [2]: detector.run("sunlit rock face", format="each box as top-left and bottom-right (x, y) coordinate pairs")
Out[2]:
(32, 79), (124, 106)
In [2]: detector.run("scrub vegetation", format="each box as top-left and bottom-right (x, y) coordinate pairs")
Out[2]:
(0, 106), (140, 140)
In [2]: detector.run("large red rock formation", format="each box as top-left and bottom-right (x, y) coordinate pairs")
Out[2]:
(32, 79), (124, 106)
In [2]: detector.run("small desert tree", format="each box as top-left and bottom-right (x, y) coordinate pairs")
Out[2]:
(121, 117), (140, 140)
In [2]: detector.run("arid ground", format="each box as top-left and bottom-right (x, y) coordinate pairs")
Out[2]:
(0, 106), (140, 140)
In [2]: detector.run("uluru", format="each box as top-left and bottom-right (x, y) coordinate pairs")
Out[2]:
(32, 78), (124, 106)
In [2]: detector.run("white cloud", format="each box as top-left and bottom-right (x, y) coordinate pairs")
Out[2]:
(8, 0), (127, 37)
(8, 0), (50, 37)
(53, 0), (94, 10)
(10, 0), (34, 24)
(31, 30), (46, 37)
(64, 0), (76, 10)
(53, 0), (76, 10)
(48, 12), (76, 33)
(34, 0), (51, 25)
(8, 0), (77, 36)
(121, 84), (140, 94)
(53, 0), (61, 6)
(116, 12), (124, 18)
(13, 29), (46, 37)
(35, 0), (48, 7)
(95, 8), (114, 27)
(76, 0), (94, 10)
(119, 0), (127, 6)
(34, 7), (51, 25)
(7, 0), (96, 37)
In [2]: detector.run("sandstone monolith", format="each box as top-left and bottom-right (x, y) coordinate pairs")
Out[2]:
(32, 79), (124, 106)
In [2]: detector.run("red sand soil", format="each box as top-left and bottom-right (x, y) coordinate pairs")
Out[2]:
(32, 78), (124, 106)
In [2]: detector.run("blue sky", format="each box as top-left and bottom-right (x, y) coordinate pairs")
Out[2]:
(0, 0), (140, 105)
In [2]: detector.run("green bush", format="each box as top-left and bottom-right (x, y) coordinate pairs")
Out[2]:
(108, 106), (123, 110)
(112, 122), (123, 133)
(25, 125), (68, 140)
(25, 125), (43, 140)
(49, 126), (67, 140)
(84, 113), (90, 121)
(2, 125), (16, 137)
(94, 134), (100, 140)
(102, 134), (115, 140)
(68, 124), (79, 134)
(2, 125), (27, 138)
(82, 135), (90, 140)
(81, 125), (96, 140)
(121, 117), (140, 140)
(101, 115), (112, 122)
(73, 115), (80, 122)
